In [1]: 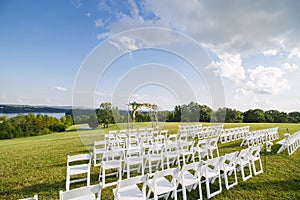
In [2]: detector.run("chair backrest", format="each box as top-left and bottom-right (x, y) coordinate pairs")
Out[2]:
(208, 137), (219, 146)
(180, 140), (194, 150)
(93, 141), (107, 166)
(60, 184), (101, 200)
(179, 161), (202, 181)
(68, 154), (92, 165)
(205, 157), (221, 173)
(102, 149), (123, 161)
(126, 146), (143, 157)
(160, 130), (168, 137)
(196, 139), (208, 148)
(152, 167), (178, 183)
(164, 143), (179, 153)
(237, 148), (251, 162)
(117, 174), (148, 189)
(222, 151), (238, 167)
(249, 145), (262, 158)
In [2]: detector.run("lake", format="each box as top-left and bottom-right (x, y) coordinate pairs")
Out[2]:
(0, 113), (66, 119)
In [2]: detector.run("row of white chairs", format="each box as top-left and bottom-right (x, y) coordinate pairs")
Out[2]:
(113, 145), (263, 200)
(195, 125), (224, 139)
(219, 126), (250, 143)
(240, 127), (279, 147)
(65, 136), (219, 191)
(277, 131), (300, 155)
(177, 124), (224, 140)
(96, 137), (220, 188)
(104, 129), (169, 150)
(61, 144), (263, 200)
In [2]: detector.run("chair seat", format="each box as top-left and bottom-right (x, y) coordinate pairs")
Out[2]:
(221, 163), (235, 171)
(65, 194), (95, 200)
(181, 150), (193, 155)
(126, 157), (143, 164)
(148, 177), (175, 195)
(165, 152), (179, 158)
(240, 160), (250, 166)
(103, 161), (121, 169)
(205, 168), (219, 178)
(117, 185), (144, 200)
(146, 155), (161, 161)
(69, 164), (89, 175)
(181, 171), (198, 186)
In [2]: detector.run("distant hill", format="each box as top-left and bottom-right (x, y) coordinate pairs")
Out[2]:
(0, 104), (72, 113)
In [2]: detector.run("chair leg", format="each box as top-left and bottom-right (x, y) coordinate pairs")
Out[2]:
(127, 163), (130, 178)
(198, 180), (203, 200)
(252, 159), (263, 175)
(66, 172), (70, 191)
(87, 171), (90, 186)
(182, 185), (187, 200)
(206, 178), (210, 199)
(102, 168), (106, 188)
(241, 163), (252, 181)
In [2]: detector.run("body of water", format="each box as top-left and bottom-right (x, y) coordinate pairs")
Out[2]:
(0, 113), (66, 119)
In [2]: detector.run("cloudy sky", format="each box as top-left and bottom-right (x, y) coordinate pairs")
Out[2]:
(1, 0), (300, 112)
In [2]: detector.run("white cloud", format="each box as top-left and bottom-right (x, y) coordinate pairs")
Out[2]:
(206, 52), (245, 83)
(86, 12), (91, 17)
(108, 36), (139, 52)
(288, 48), (300, 59)
(282, 63), (299, 71)
(89, 0), (300, 111)
(95, 18), (104, 27)
(247, 65), (290, 95)
(54, 86), (67, 92)
(263, 49), (277, 56)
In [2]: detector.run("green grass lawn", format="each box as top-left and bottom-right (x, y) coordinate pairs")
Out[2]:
(0, 123), (300, 199)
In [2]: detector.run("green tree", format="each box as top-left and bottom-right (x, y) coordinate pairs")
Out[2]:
(288, 112), (300, 123)
(243, 109), (265, 122)
(199, 104), (213, 122)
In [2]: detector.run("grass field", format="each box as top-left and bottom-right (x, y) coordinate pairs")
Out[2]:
(0, 122), (300, 199)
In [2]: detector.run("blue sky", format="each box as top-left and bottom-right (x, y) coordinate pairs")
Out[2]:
(1, 0), (300, 112)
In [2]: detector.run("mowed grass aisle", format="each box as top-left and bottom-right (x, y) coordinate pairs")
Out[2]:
(0, 123), (300, 199)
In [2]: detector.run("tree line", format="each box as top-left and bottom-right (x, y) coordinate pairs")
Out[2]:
(0, 113), (73, 140)
(166, 102), (300, 123)
(71, 102), (300, 129)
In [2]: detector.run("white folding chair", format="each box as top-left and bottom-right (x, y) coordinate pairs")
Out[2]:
(113, 174), (148, 200)
(66, 154), (91, 191)
(124, 146), (144, 178)
(144, 146), (164, 175)
(177, 162), (203, 200)
(105, 133), (117, 149)
(236, 148), (252, 181)
(18, 194), (38, 200)
(167, 134), (178, 145)
(219, 152), (238, 190)
(128, 131), (140, 148)
(206, 137), (219, 159)
(249, 145), (263, 175)
(99, 149), (123, 188)
(179, 141), (195, 165)
(193, 139), (209, 161)
(147, 168), (179, 200)
(160, 130), (168, 138)
(163, 143), (181, 169)
(60, 184), (101, 200)
(93, 140), (107, 167)
(201, 157), (222, 199)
